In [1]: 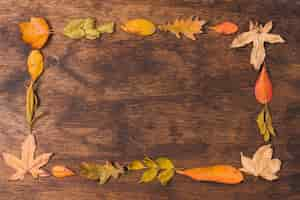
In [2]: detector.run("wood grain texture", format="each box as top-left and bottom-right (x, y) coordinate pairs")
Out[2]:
(0, 0), (300, 199)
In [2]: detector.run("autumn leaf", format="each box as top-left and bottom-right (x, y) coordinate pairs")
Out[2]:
(231, 21), (285, 70)
(158, 16), (206, 40)
(51, 165), (75, 178)
(80, 161), (124, 184)
(240, 144), (281, 181)
(19, 17), (50, 49)
(210, 21), (238, 35)
(121, 19), (156, 36)
(28, 50), (44, 82)
(2, 134), (53, 180)
(257, 105), (275, 142)
(255, 64), (273, 104)
(26, 81), (38, 128)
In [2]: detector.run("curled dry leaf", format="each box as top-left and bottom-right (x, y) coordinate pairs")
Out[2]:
(158, 17), (206, 40)
(121, 19), (156, 36)
(51, 165), (75, 178)
(2, 134), (53, 181)
(240, 144), (281, 181)
(19, 17), (50, 49)
(210, 21), (239, 35)
(257, 105), (275, 142)
(231, 21), (285, 70)
(26, 81), (38, 127)
(28, 50), (44, 82)
(177, 165), (243, 184)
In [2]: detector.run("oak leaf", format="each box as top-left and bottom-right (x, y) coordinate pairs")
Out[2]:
(19, 17), (50, 49)
(158, 17), (206, 40)
(240, 144), (281, 181)
(231, 21), (285, 70)
(2, 134), (53, 180)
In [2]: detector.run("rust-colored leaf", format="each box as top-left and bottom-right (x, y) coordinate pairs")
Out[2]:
(19, 17), (50, 49)
(255, 64), (273, 104)
(210, 21), (238, 35)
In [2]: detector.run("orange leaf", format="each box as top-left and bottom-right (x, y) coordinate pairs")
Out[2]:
(158, 17), (206, 40)
(51, 165), (75, 178)
(19, 17), (50, 49)
(210, 21), (238, 35)
(27, 50), (44, 82)
(255, 64), (273, 104)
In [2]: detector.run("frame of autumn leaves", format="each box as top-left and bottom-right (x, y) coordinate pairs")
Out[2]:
(3, 17), (284, 185)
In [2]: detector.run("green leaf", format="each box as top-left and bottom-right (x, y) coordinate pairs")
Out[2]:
(127, 160), (145, 170)
(97, 22), (115, 34)
(63, 19), (85, 39)
(143, 157), (158, 168)
(157, 169), (175, 186)
(140, 168), (158, 183)
(256, 108), (267, 136)
(156, 157), (174, 170)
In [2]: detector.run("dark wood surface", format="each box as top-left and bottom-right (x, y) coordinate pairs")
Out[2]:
(0, 0), (299, 199)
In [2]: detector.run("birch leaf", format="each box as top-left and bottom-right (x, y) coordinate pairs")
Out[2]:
(2, 134), (53, 181)
(240, 144), (281, 181)
(121, 19), (156, 36)
(27, 50), (44, 82)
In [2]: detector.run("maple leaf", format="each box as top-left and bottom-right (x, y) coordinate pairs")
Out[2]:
(2, 134), (53, 181)
(240, 144), (281, 181)
(19, 17), (50, 49)
(158, 17), (206, 40)
(231, 21), (285, 70)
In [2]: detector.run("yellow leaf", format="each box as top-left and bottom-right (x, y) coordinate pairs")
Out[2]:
(28, 50), (44, 82)
(19, 17), (50, 49)
(127, 160), (145, 170)
(140, 168), (158, 183)
(121, 19), (156, 36)
(158, 17), (206, 40)
(52, 165), (75, 178)
(26, 82), (37, 126)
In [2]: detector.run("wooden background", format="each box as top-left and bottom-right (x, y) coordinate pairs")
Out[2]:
(0, 0), (299, 199)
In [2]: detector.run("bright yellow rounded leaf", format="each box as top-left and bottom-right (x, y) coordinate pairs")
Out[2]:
(27, 50), (44, 82)
(121, 19), (156, 36)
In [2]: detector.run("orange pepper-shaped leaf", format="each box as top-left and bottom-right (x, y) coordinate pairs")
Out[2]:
(210, 21), (238, 35)
(27, 50), (44, 82)
(255, 64), (273, 104)
(177, 165), (243, 184)
(19, 17), (50, 49)
(51, 165), (75, 178)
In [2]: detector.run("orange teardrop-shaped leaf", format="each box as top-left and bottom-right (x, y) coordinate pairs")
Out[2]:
(27, 50), (44, 82)
(19, 17), (50, 49)
(255, 64), (273, 104)
(51, 165), (75, 178)
(210, 21), (238, 35)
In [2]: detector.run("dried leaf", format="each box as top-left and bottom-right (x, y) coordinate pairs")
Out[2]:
(158, 17), (206, 40)
(63, 19), (85, 39)
(2, 134), (52, 180)
(97, 22), (115, 34)
(210, 21), (239, 35)
(231, 21), (285, 70)
(80, 161), (124, 184)
(255, 64), (273, 104)
(51, 165), (75, 178)
(127, 160), (145, 170)
(157, 169), (175, 185)
(121, 19), (156, 36)
(26, 82), (38, 126)
(28, 50), (44, 82)
(140, 168), (159, 183)
(256, 105), (275, 142)
(143, 157), (158, 168)
(19, 17), (50, 49)
(156, 157), (174, 170)
(240, 144), (281, 181)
